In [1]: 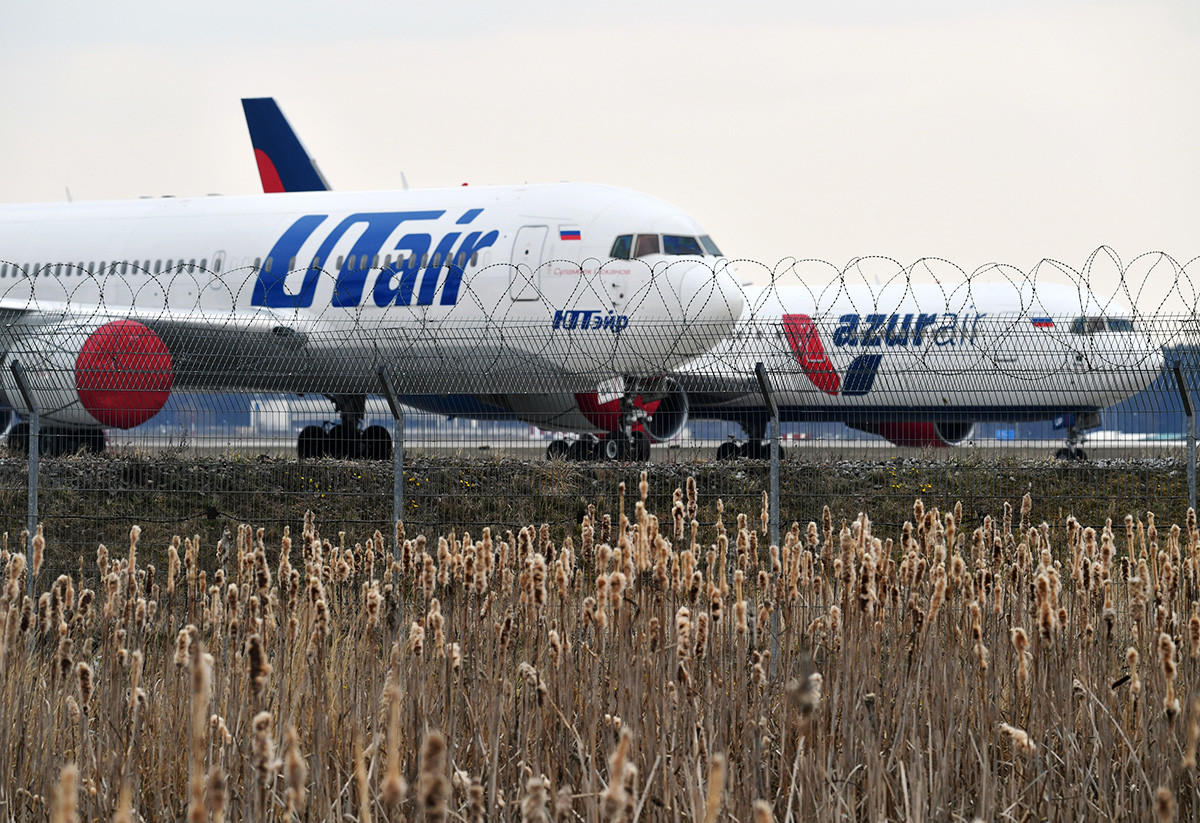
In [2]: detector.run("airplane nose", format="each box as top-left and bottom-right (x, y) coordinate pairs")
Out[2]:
(611, 259), (744, 373)
(673, 259), (745, 347)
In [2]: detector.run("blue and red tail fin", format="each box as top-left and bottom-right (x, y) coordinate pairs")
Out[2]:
(241, 98), (330, 193)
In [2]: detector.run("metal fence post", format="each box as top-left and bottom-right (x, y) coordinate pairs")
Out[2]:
(1175, 365), (1196, 515)
(754, 361), (781, 673)
(377, 366), (405, 561)
(10, 360), (38, 597)
(754, 362), (780, 547)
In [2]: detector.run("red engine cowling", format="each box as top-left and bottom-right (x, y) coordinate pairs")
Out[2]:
(574, 377), (689, 442)
(853, 420), (975, 448)
(1, 319), (173, 429)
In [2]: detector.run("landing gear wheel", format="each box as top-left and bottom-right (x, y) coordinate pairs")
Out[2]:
(600, 433), (629, 461)
(84, 428), (106, 454)
(325, 423), (355, 459)
(632, 430), (651, 462)
(568, 439), (595, 461)
(546, 439), (570, 460)
(298, 425), (327, 459)
(742, 440), (769, 459)
(716, 441), (740, 461)
(1054, 446), (1086, 461)
(361, 424), (393, 461)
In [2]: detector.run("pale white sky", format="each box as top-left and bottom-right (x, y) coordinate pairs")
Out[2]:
(1, 0), (1197, 311)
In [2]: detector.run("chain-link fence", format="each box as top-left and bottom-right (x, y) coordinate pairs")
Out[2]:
(1, 250), (1196, 579)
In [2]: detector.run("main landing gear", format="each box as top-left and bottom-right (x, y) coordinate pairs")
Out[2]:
(1053, 423), (1087, 461)
(546, 391), (658, 462)
(714, 419), (786, 461)
(546, 430), (652, 462)
(5, 422), (106, 456)
(716, 438), (785, 460)
(297, 395), (393, 460)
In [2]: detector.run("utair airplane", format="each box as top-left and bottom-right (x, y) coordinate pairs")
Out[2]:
(0, 105), (745, 459)
(244, 97), (1165, 461)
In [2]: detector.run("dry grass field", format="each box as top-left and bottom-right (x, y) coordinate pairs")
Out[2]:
(1, 472), (1197, 821)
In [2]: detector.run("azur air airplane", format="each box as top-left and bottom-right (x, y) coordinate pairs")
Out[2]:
(244, 98), (1164, 461)
(0, 105), (745, 459)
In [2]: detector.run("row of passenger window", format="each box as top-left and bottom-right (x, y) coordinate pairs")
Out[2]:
(259, 249), (480, 273)
(0, 249), (481, 280)
(0, 258), (218, 279)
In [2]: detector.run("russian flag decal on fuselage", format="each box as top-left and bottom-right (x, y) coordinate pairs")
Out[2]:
(560, 228), (581, 241)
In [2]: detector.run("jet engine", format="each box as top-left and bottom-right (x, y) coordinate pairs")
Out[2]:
(850, 419), (975, 448)
(573, 377), (689, 442)
(0, 319), (174, 429)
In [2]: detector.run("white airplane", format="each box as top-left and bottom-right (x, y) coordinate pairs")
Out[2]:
(0, 183), (745, 458)
(670, 275), (1164, 459)
(244, 98), (1165, 461)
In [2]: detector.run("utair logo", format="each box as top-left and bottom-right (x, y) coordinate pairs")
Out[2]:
(552, 309), (629, 333)
(782, 311), (985, 397)
(252, 209), (499, 309)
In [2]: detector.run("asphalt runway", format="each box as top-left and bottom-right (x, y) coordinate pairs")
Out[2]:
(98, 434), (1187, 463)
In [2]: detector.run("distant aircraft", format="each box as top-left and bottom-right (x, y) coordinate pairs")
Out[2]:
(0, 115), (744, 458)
(242, 97), (1164, 460)
(671, 280), (1163, 459)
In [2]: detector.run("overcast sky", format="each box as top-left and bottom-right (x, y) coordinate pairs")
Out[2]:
(1, 0), (1197, 311)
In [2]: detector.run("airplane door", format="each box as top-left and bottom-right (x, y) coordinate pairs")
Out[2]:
(1067, 317), (1098, 373)
(509, 226), (547, 301)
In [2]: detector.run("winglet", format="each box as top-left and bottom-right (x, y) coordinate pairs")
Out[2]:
(241, 98), (330, 193)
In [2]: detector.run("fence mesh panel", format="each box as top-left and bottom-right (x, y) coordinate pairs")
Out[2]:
(0, 250), (1196, 578)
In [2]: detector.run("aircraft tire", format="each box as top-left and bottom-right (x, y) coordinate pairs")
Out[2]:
(546, 439), (570, 460)
(362, 425), (393, 461)
(632, 430), (651, 461)
(743, 440), (767, 459)
(298, 425), (327, 459)
(716, 442), (740, 461)
(84, 429), (107, 454)
(566, 439), (587, 461)
(600, 433), (628, 461)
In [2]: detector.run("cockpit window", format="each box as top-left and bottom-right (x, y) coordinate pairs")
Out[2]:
(610, 235), (632, 260)
(662, 235), (704, 256)
(612, 233), (724, 258)
(1069, 316), (1135, 334)
(634, 234), (661, 258)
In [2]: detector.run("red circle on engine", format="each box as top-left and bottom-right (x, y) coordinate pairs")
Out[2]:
(75, 320), (173, 429)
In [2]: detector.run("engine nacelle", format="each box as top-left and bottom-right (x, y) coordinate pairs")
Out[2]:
(0, 319), (173, 429)
(851, 419), (975, 448)
(640, 377), (689, 442)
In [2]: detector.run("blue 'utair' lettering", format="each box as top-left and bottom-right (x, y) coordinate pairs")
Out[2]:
(438, 229), (499, 305)
(323, 212), (444, 307)
(254, 209), (504, 309)
(253, 215), (328, 308)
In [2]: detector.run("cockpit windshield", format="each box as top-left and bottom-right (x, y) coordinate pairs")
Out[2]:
(1068, 316), (1135, 334)
(609, 233), (723, 260)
